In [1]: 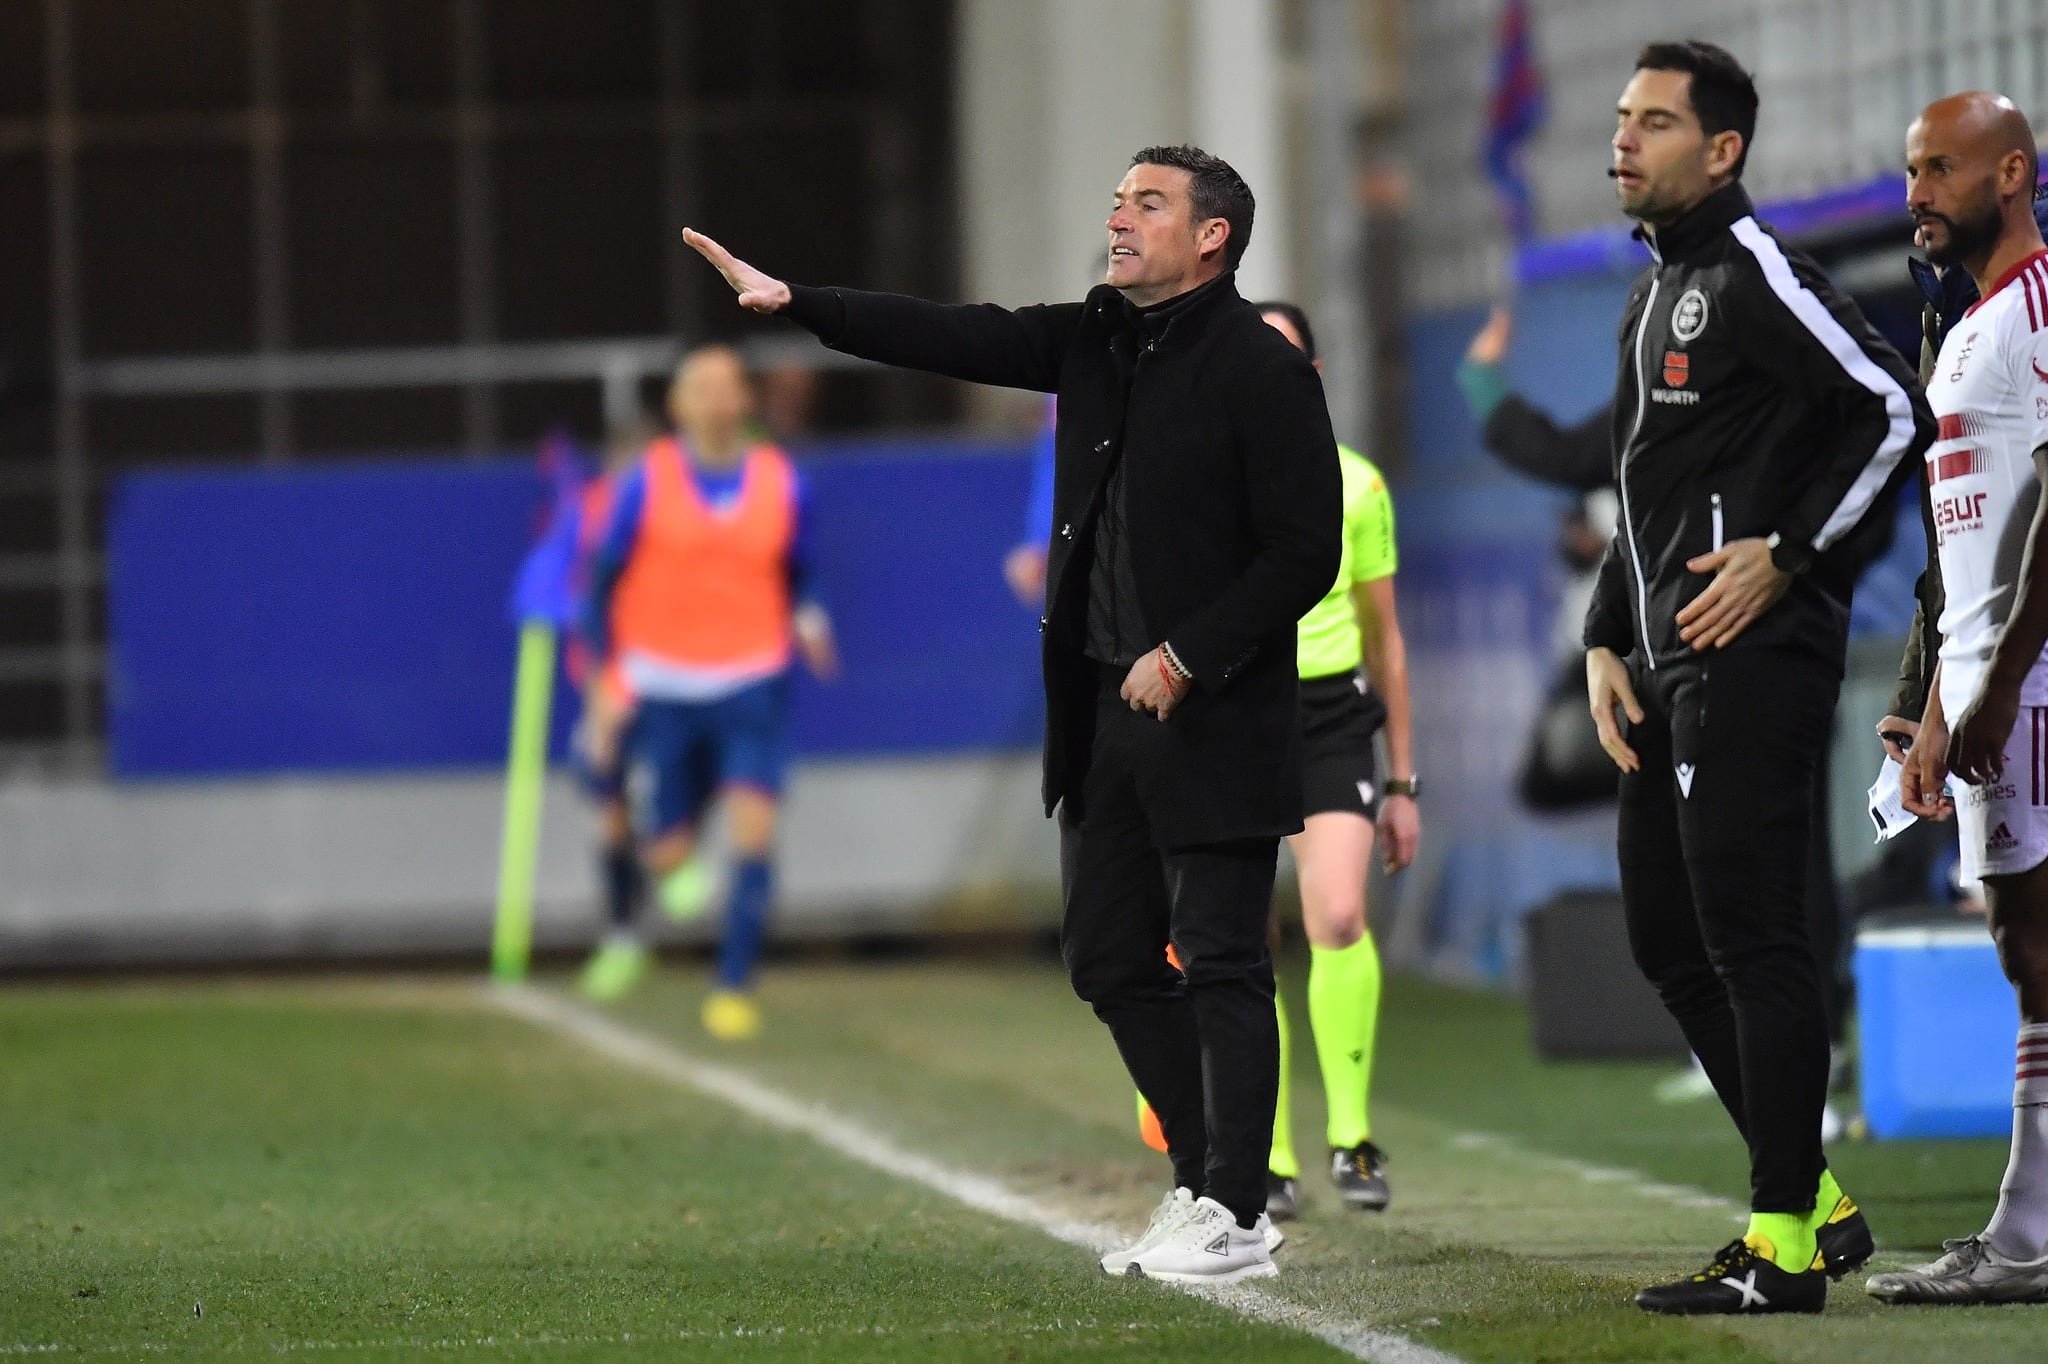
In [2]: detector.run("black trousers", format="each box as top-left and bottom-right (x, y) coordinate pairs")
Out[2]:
(1619, 646), (1839, 1215)
(1059, 677), (1280, 1225)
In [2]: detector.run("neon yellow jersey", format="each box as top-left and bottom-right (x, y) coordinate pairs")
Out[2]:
(1296, 444), (1396, 679)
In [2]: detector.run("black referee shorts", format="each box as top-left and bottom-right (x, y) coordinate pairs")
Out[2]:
(1299, 671), (1385, 821)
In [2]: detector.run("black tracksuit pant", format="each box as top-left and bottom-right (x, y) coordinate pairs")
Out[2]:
(1619, 646), (1839, 1215)
(1059, 674), (1280, 1226)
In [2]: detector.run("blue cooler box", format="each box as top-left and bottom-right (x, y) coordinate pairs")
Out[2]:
(1855, 920), (2018, 1139)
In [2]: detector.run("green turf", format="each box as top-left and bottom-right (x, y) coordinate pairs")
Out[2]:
(6, 959), (2045, 1363)
(1365, 970), (2014, 1255)
(601, 952), (2048, 1363)
(0, 982), (1349, 1362)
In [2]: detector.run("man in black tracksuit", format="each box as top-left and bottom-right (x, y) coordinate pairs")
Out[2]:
(1587, 43), (1933, 1315)
(684, 146), (1340, 1283)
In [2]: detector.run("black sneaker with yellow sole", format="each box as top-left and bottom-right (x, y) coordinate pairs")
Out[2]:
(1814, 1196), (1873, 1279)
(1634, 1238), (1828, 1315)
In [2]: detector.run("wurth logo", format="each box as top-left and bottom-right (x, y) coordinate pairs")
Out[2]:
(1663, 351), (1690, 387)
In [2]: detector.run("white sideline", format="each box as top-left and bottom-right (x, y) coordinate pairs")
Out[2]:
(486, 983), (1466, 1364)
(1445, 1131), (1745, 1223)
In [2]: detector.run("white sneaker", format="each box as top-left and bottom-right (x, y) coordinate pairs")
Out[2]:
(1099, 1187), (1197, 1275)
(1257, 1211), (1285, 1254)
(1866, 1235), (2048, 1305)
(1123, 1196), (1279, 1283)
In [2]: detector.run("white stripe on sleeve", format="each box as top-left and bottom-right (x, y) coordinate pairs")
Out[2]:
(1731, 217), (1916, 550)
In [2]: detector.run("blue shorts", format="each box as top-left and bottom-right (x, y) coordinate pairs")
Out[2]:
(623, 676), (791, 840)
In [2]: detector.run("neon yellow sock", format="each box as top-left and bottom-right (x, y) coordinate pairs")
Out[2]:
(1805, 1167), (1850, 1230)
(1270, 987), (1300, 1179)
(1746, 1211), (1819, 1272)
(1309, 932), (1381, 1149)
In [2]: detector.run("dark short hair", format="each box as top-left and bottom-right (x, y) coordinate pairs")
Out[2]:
(1635, 40), (1758, 179)
(1129, 145), (1256, 270)
(1253, 300), (1316, 362)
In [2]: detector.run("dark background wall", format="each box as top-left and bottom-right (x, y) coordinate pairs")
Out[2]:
(0, 0), (960, 759)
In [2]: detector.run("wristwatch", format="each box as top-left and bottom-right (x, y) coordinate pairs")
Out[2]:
(1383, 776), (1422, 800)
(1765, 531), (1814, 577)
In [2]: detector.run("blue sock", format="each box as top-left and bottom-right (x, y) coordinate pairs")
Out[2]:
(717, 858), (774, 989)
(601, 845), (641, 930)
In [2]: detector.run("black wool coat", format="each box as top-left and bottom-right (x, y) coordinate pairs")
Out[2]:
(784, 273), (1341, 848)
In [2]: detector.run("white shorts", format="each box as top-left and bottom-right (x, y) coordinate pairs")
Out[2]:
(1955, 706), (2048, 881)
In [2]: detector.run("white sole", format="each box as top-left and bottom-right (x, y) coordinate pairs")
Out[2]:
(1131, 1260), (1280, 1284)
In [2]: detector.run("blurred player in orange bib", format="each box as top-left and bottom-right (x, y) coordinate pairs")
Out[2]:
(577, 345), (836, 1036)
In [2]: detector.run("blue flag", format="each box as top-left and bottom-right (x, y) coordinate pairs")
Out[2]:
(506, 427), (595, 628)
(1483, 0), (1546, 244)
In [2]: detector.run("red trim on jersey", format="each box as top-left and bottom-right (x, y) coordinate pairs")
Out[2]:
(2025, 259), (2048, 332)
(1931, 447), (1987, 483)
(1967, 248), (2048, 318)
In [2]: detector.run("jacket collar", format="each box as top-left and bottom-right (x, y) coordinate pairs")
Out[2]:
(1632, 181), (1754, 264)
(1089, 270), (1240, 343)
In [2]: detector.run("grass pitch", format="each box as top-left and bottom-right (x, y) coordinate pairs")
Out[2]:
(1, 958), (2041, 1362)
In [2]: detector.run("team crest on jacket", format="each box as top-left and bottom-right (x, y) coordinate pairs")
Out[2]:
(1663, 351), (1690, 387)
(1671, 288), (1709, 342)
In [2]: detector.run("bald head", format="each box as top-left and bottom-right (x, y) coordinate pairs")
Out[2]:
(1918, 92), (2038, 184)
(669, 344), (754, 464)
(1907, 92), (2044, 273)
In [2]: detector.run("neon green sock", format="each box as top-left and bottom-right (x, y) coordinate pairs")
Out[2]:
(1805, 1167), (1849, 1230)
(1308, 933), (1381, 1149)
(1746, 1211), (1819, 1272)
(1270, 987), (1300, 1179)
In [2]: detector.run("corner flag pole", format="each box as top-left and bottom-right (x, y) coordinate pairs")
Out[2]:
(492, 620), (557, 982)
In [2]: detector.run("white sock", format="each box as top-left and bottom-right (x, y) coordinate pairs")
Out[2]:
(1984, 1023), (2048, 1261)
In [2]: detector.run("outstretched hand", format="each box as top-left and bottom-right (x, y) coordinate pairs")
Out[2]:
(683, 228), (793, 314)
(1465, 305), (1512, 366)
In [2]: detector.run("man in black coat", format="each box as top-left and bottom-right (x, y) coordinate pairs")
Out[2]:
(686, 144), (1340, 1283)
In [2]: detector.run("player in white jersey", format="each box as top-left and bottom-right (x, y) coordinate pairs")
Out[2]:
(1923, 235), (2048, 884)
(1878, 92), (2048, 1307)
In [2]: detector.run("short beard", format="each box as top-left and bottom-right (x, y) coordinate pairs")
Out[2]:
(1922, 194), (2003, 269)
(1620, 179), (1700, 230)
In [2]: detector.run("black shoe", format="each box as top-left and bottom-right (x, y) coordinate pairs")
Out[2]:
(1265, 1173), (1299, 1222)
(1329, 1142), (1391, 1211)
(1815, 1198), (1874, 1280)
(1634, 1239), (1827, 1315)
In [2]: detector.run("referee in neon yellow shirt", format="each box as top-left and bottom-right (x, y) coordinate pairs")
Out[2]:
(1259, 301), (1421, 1216)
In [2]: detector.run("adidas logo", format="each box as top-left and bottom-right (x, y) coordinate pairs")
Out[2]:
(1990, 820), (2020, 851)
